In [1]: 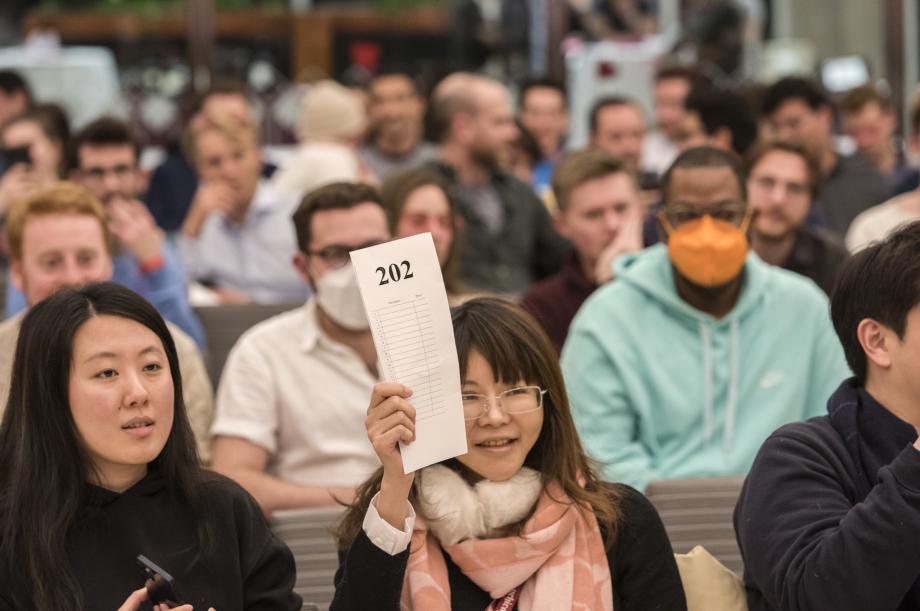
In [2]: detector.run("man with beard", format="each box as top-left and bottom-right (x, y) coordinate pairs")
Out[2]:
(747, 139), (848, 295)
(178, 111), (310, 304)
(428, 73), (568, 294)
(360, 72), (437, 180)
(3, 116), (205, 347)
(761, 77), (889, 236)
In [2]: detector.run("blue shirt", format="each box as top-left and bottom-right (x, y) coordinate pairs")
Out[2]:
(177, 179), (310, 305)
(5, 240), (206, 348)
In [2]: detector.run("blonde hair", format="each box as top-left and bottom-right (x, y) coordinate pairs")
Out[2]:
(6, 182), (113, 260)
(183, 110), (259, 165)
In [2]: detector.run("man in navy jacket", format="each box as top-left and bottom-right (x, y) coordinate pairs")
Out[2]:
(734, 220), (920, 611)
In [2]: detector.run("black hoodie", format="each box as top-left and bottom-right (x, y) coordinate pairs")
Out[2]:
(0, 470), (301, 610)
(734, 378), (920, 611)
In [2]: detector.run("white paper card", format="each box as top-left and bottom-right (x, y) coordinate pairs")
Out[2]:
(350, 233), (468, 473)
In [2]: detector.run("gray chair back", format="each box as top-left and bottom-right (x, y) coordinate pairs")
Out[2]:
(271, 506), (344, 611)
(194, 303), (297, 387)
(645, 476), (746, 574)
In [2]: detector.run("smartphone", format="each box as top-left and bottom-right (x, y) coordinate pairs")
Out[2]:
(2, 145), (31, 168)
(136, 554), (180, 608)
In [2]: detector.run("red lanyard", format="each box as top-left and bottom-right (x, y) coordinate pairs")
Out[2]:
(485, 586), (521, 611)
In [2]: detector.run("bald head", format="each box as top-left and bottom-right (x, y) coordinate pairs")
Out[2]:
(430, 74), (519, 172)
(430, 74), (515, 149)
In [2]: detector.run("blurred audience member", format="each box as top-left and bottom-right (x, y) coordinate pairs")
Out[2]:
(361, 72), (437, 180)
(0, 182), (213, 458)
(3, 117), (205, 346)
(273, 79), (373, 198)
(0, 70), (30, 134)
(211, 182), (388, 513)
(562, 146), (849, 491)
(521, 149), (643, 353)
(761, 77), (888, 235)
(428, 73), (568, 294)
(840, 85), (919, 197)
(380, 167), (463, 299)
(736, 222), (920, 611)
(747, 140), (848, 295)
(680, 83), (758, 157)
(0, 105), (68, 216)
(848, 99), (920, 252)
(589, 96), (646, 175)
(517, 77), (569, 196)
(690, 1), (745, 87)
(642, 65), (697, 176)
(146, 82), (275, 232)
(179, 112), (309, 304)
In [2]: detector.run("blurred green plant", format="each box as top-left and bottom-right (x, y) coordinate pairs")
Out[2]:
(37, 0), (444, 11)
(37, 0), (288, 15)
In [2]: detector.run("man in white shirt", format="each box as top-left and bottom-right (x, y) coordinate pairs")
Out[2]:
(211, 182), (391, 513)
(642, 65), (697, 177)
(178, 111), (309, 304)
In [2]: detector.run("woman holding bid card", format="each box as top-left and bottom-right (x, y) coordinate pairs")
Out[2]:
(0, 283), (301, 610)
(331, 298), (686, 610)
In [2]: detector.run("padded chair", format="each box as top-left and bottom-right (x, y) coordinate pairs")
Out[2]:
(645, 476), (746, 574)
(271, 506), (345, 611)
(194, 303), (297, 387)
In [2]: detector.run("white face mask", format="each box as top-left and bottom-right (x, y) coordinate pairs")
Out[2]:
(314, 263), (369, 330)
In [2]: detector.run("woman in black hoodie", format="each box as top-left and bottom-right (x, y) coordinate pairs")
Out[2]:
(0, 283), (302, 610)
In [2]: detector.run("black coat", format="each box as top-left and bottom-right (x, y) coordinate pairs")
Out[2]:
(735, 378), (920, 611)
(330, 484), (687, 611)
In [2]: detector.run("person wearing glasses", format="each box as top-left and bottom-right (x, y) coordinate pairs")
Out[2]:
(211, 182), (390, 513)
(177, 107), (309, 304)
(331, 297), (687, 610)
(4, 116), (206, 347)
(562, 146), (850, 492)
(747, 140), (849, 296)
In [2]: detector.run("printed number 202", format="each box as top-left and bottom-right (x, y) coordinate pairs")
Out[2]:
(376, 260), (414, 285)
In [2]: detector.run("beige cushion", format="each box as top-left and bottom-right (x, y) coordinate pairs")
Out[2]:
(676, 545), (749, 611)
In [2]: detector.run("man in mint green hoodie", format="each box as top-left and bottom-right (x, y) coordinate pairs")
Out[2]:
(562, 146), (850, 492)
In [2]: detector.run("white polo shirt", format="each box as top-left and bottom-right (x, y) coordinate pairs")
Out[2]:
(212, 298), (380, 487)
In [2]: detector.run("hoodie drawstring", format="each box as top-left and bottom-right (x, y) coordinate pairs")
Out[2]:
(698, 320), (740, 454)
(724, 320), (739, 454)
(699, 322), (712, 444)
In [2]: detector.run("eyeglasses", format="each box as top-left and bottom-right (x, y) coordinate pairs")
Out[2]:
(461, 385), (547, 421)
(306, 240), (385, 269)
(660, 202), (747, 228)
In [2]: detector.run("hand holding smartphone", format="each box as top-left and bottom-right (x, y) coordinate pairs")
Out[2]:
(137, 554), (180, 608)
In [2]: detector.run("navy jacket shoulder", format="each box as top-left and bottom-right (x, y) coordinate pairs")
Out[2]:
(735, 382), (920, 611)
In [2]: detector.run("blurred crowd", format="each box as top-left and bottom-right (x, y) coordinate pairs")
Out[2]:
(3, 9), (920, 605)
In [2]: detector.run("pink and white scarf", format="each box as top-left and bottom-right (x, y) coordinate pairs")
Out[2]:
(399, 481), (614, 611)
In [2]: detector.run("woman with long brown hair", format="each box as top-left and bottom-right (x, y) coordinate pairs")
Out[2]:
(380, 167), (464, 300)
(331, 297), (685, 610)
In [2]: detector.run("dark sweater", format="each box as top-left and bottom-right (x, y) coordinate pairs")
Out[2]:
(734, 378), (920, 611)
(815, 153), (889, 236)
(781, 225), (849, 296)
(0, 471), (302, 610)
(428, 161), (569, 295)
(330, 484), (687, 610)
(520, 251), (597, 353)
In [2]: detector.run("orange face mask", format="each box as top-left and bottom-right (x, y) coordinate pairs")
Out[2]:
(661, 212), (751, 288)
